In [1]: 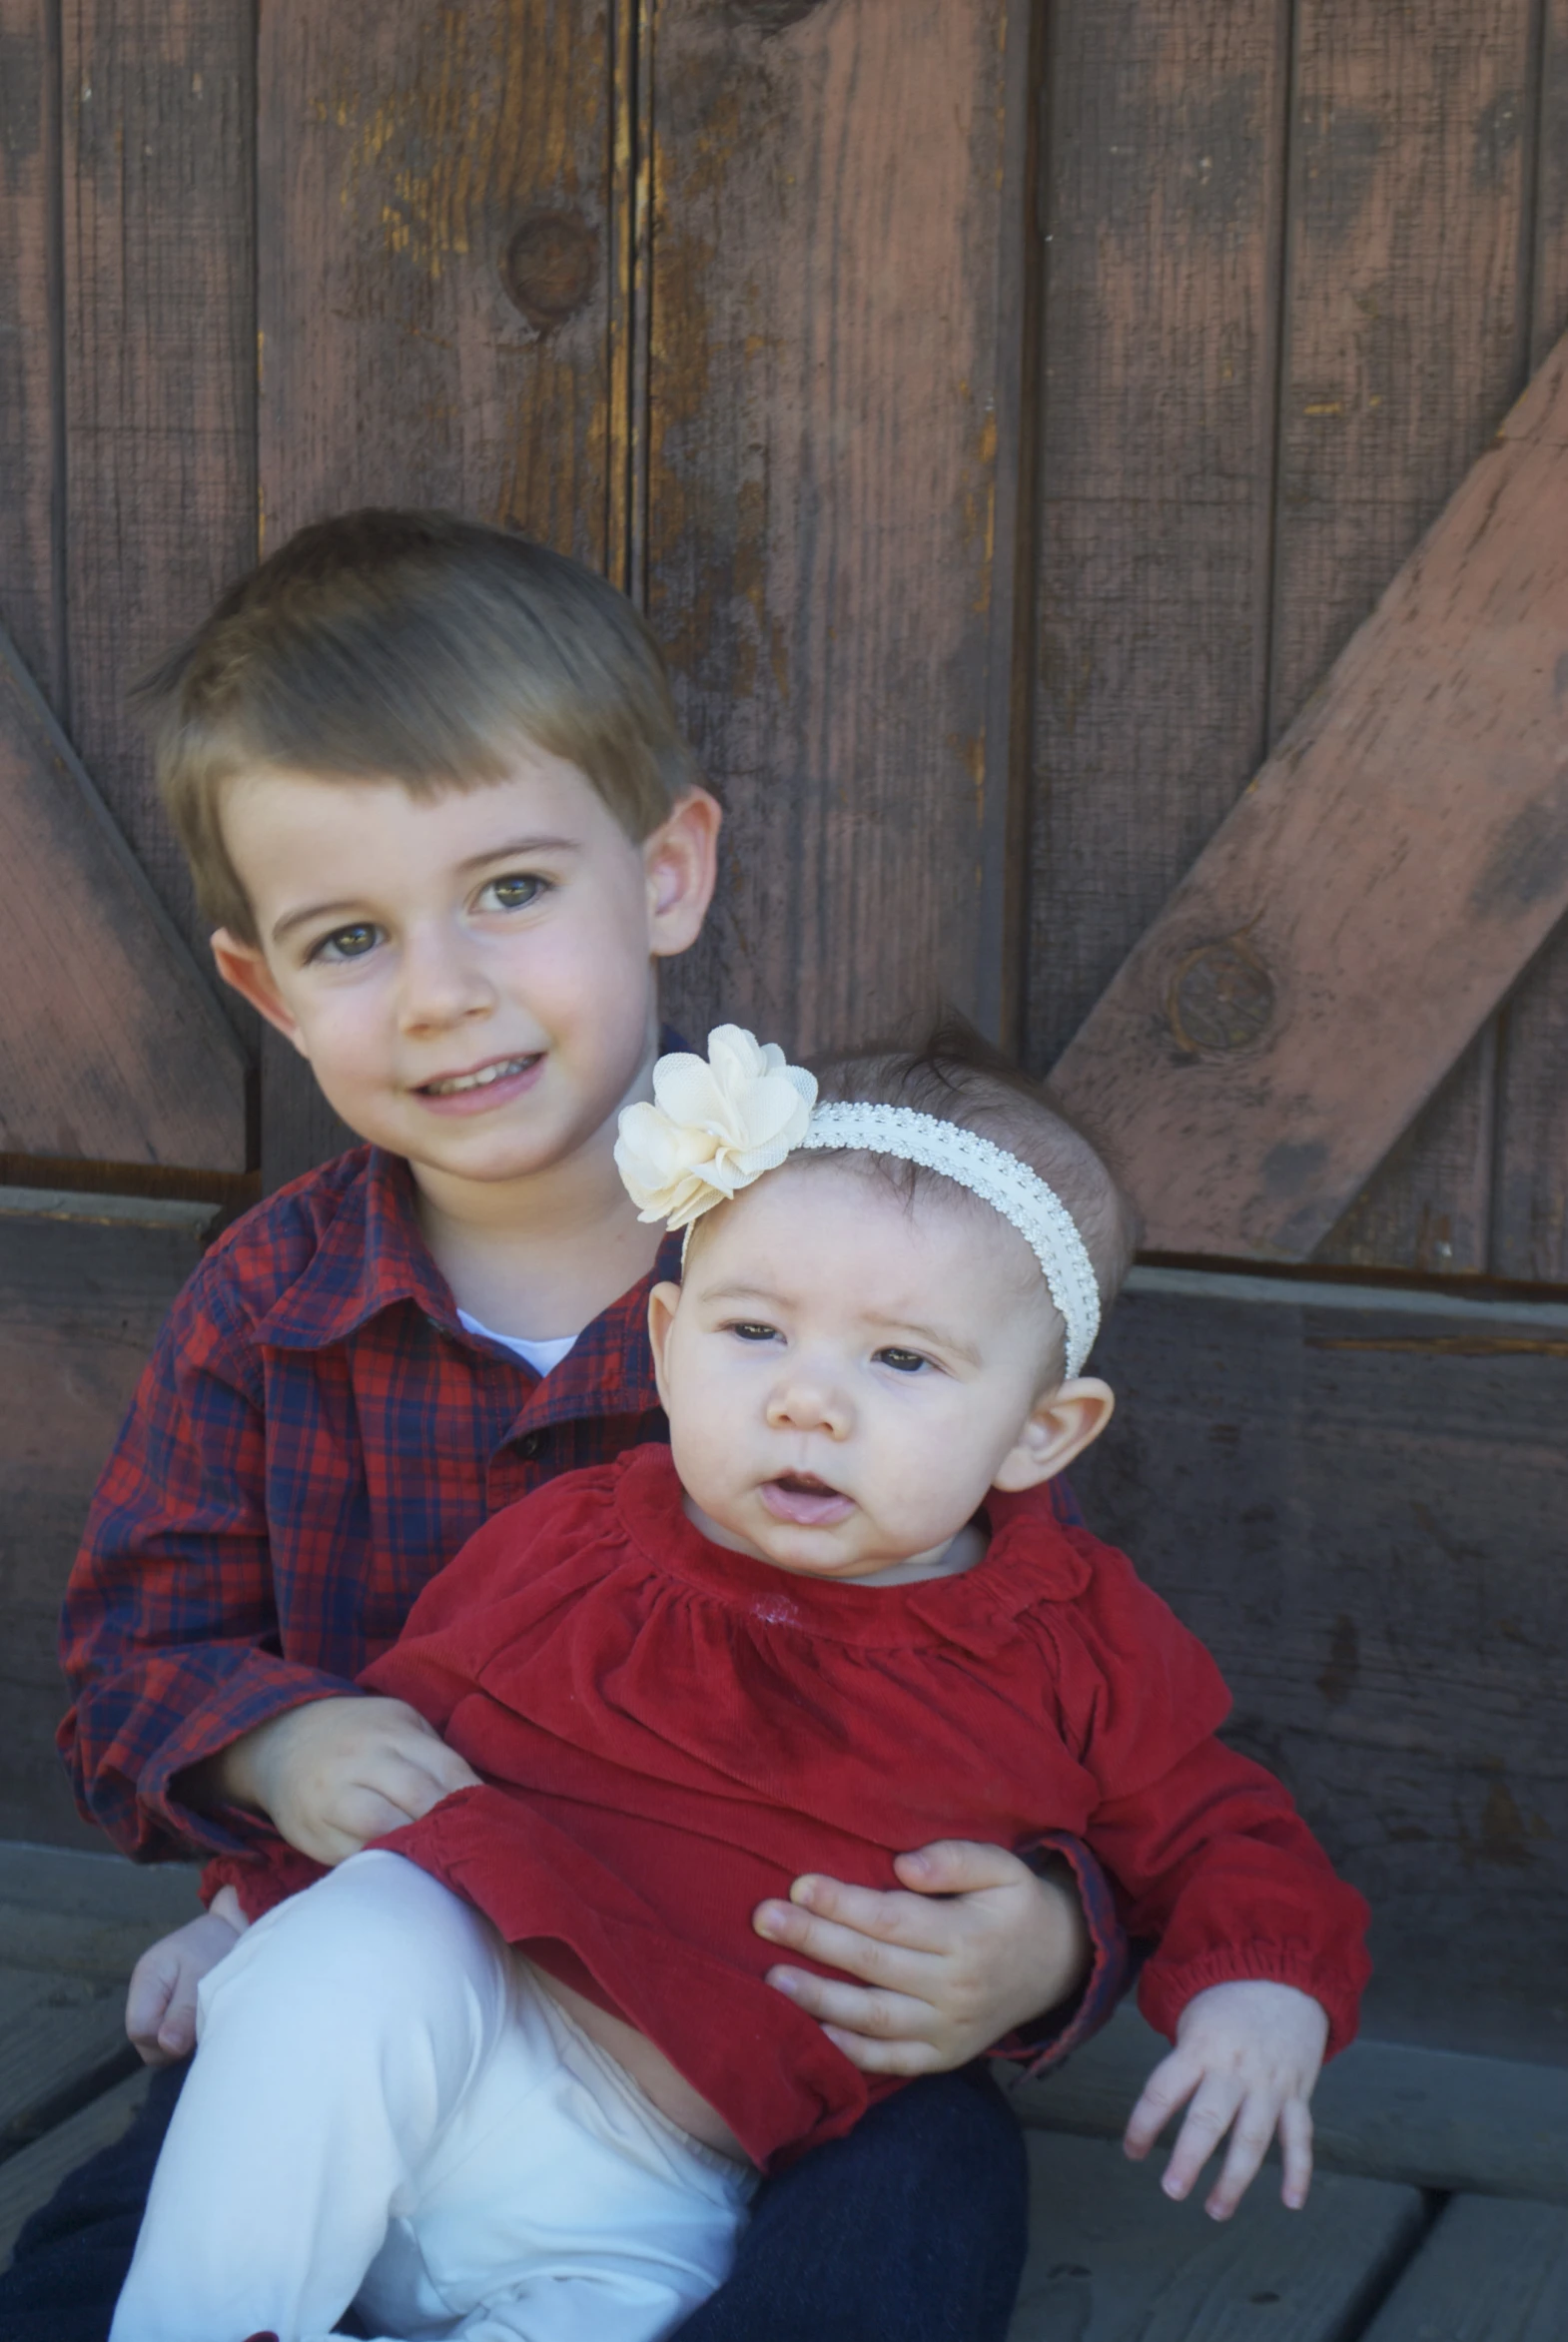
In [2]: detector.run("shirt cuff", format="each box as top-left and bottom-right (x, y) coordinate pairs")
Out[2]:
(986, 1831), (1133, 2078)
(139, 1659), (364, 1856)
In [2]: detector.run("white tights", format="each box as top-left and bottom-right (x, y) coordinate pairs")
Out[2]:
(109, 1851), (753, 2342)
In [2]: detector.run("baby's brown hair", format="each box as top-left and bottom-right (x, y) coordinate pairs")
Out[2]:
(801, 1016), (1140, 1377)
(141, 509), (704, 946)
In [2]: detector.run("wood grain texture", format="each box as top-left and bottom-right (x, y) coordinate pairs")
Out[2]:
(0, 2067), (148, 2269)
(0, 626), (249, 1169)
(1361, 2194), (1568, 2342)
(0, 1843), (201, 1979)
(648, 0), (1034, 1055)
(1014, 2002), (1568, 2203)
(0, 1967), (134, 2155)
(0, 1207), (211, 1850)
(1275, 2), (1539, 1274)
(1010, 2130), (1422, 2342)
(256, 0), (616, 1186)
(1075, 1269), (1568, 2063)
(61, 0), (259, 969)
(1023, 0), (1289, 1074)
(1049, 335), (1568, 1262)
(0, 0), (61, 708)
(1490, 0), (1568, 1284)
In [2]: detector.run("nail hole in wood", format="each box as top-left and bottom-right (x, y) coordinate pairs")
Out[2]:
(499, 212), (599, 331)
(1167, 937), (1275, 1055)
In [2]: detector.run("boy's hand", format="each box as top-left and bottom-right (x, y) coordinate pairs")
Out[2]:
(125, 1887), (247, 2066)
(1124, 1979), (1329, 2220)
(209, 1695), (480, 1866)
(754, 1841), (1090, 2073)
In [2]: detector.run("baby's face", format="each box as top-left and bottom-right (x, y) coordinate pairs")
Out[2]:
(649, 1160), (1070, 1582)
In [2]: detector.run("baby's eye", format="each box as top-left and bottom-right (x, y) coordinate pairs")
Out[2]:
(311, 922), (380, 963)
(726, 1320), (780, 1344)
(482, 872), (548, 912)
(874, 1347), (931, 1374)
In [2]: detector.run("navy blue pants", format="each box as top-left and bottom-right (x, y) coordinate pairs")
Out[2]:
(0, 2056), (1028, 2342)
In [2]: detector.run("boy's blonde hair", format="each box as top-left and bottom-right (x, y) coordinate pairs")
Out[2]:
(141, 509), (704, 946)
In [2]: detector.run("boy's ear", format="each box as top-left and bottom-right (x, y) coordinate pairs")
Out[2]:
(645, 790), (721, 960)
(210, 931), (309, 1056)
(647, 1281), (682, 1412)
(991, 1377), (1116, 1494)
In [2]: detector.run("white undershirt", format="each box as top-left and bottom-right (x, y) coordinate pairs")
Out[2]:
(456, 1308), (579, 1381)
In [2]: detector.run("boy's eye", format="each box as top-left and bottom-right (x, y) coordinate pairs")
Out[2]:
(312, 922), (380, 963)
(874, 1347), (930, 1374)
(483, 872), (548, 912)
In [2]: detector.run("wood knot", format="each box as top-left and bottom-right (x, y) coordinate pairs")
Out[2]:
(726, 0), (824, 28)
(499, 212), (598, 331)
(1167, 935), (1274, 1055)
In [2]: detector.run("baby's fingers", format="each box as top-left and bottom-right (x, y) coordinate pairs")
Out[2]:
(1202, 2091), (1281, 2221)
(125, 1952), (178, 2063)
(1158, 2075), (1245, 2205)
(1277, 2095), (1314, 2211)
(1123, 2048), (1202, 2161)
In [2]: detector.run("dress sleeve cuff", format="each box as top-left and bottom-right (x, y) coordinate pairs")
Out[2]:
(1137, 1945), (1363, 2062)
(986, 1832), (1133, 2077)
(201, 1845), (329, 1923)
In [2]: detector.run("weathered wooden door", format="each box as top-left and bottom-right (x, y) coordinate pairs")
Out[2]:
(3, 0), (1566, 2058)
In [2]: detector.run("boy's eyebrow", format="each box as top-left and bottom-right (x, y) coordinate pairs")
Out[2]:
(269, 836), (583, 943)
(454, 833), (582, 873)
(697, 1282), (984, 1365)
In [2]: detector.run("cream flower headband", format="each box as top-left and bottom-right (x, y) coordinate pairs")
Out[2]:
(614, 1027), (1102, 1377)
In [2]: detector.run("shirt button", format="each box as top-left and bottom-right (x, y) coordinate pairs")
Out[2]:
(518, 1432), (541, 1459)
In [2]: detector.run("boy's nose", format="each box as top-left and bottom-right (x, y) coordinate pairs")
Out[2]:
(396, 927), (495, 1030)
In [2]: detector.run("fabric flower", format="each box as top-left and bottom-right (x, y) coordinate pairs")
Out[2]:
(615, 1026), (817, 1229)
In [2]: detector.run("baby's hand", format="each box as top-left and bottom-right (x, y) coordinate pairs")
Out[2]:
(1123, 1980), (1328, 2221)
(210, 1695), (480, 1866)
(125, 1887), (247, 2066)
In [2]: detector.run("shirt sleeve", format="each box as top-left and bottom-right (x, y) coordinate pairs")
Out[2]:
(1063, 1540), (1370, 2057)
(987, 1831), (1133, 2077)
(57, 1271), (359, 1863)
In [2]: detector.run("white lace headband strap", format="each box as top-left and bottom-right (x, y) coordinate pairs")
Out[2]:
(798, 1105), (1100, 1377)
(613, 1026), (1102, 1376)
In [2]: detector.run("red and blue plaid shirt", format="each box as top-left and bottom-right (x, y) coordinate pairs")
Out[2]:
(58, 1143), (1127, 2070)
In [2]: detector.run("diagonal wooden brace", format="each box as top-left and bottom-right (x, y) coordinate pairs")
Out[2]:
(0, 625), (249, 1170)
(1049, 333), (1568, 1262)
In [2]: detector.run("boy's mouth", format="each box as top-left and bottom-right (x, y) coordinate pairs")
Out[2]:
(417, 1052), (542, 1099)
(759, 1473), (855, 1528)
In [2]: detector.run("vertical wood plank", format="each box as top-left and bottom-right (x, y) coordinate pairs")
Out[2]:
(1023, 0), (1289, 1076)
(1491, 0), (1568, 1284)
(0, 0), (61, 709)
(648, 0), (1033, 1057)
(1270, 2), (1538, 1273)
(61, 0), (259, 973)
(256, 0), (616, 1184)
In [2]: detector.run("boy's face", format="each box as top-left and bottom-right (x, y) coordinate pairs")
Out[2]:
(212, 749), (718, 1200)
(648, 1162), (1113, 1581)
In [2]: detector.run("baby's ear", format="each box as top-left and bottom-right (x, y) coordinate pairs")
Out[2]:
(992, 1378), (1115, 1493)
(646, 1281), (683, 1411)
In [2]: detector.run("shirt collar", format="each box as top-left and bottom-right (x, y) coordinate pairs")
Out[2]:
(255, 1145), (681, 1425)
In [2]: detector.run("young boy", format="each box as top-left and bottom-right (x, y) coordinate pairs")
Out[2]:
(2, 512), (1126, 2342)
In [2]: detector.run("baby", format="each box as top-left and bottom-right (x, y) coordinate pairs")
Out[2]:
(111, 1024), (1369, 2342)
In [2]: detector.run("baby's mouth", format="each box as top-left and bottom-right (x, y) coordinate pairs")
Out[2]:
(418, 1053), (540, 1098)
(759, 1473), (855, 1528)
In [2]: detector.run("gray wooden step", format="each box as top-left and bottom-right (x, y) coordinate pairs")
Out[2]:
(1010, 2005), (1568, 2206)
(0, 1966), (136, 2156)
(0, 2068), (150, 2270)
(1360, 2193), (1568, 2341)
(1009, 2130), (1424, 2341)
(0, 1842), (202, 1978)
